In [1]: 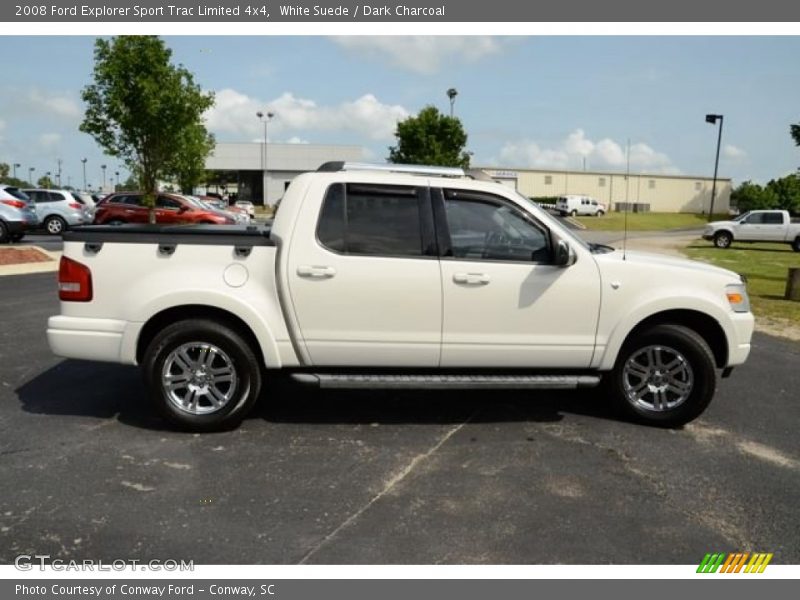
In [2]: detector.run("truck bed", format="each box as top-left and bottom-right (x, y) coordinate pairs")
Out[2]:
(63, 223), (274, 247)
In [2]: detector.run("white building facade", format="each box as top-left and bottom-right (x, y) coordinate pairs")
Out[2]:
(481, 167), (732, 213)
(204, 142), (366, 206)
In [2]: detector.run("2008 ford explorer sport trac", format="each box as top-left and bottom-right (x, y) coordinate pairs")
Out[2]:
(47, 162), (754, 431)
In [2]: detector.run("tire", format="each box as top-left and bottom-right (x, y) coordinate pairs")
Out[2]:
(570, 209), (578, 217)
(0, 221), (8, 244)
(792, 237), (800, 252)
(44, 215), (66, 236)
(605, 324), (716, 427)
(107, 219), (125, 226)
(142, 319), (262, 432)
(10, 233), (25, 243)
(597, 210), (605, 217)
(713, 231), (732, 249)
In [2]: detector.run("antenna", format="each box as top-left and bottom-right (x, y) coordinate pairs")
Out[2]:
(622, 138), (630, 261)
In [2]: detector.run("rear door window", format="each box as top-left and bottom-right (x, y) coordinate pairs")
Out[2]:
(317, 183), (430, 257)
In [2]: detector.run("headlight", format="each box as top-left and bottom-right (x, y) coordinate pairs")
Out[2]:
(726, 283), (750, 313)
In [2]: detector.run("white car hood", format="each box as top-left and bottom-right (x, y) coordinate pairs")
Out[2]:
(595, 249), (741, 281)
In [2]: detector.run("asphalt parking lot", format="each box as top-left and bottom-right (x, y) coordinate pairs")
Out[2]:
(0, 272), (798, 564)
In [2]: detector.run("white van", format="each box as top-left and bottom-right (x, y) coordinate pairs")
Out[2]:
(557, 195), (606, 217)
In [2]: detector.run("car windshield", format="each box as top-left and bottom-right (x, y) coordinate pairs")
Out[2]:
(733, 211), (750, 222)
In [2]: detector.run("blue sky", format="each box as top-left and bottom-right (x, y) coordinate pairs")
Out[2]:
(0, 36), (798, 189)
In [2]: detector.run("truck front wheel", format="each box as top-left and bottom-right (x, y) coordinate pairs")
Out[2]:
(713, 231), (732, 248)
(606, 324), (716, 427)
(142, 319), (262, 431)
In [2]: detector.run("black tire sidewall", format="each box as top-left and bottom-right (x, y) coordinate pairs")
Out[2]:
(713, 232), (731, 248)
(0, 221), (8, 243)
(608, 324), (717, 427)
(45, 216), (65, 235)
(143, 319), (262, 431)
(793, 237), (800, 252)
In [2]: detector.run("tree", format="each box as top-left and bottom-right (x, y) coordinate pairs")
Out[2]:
(766, 174), (800, 213)
(388, 106), (471, 168)
(791, 122), (800, 147)
(37, 175), (54, 189)
(0, 163), (9, 180)
(170, 122), (215, 194)
(730, 181), (774, 212)
(80, 36), (214, 219)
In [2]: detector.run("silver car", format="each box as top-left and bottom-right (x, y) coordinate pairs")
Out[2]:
(0, 185), (39, 243)
(23, 189), (92, 235)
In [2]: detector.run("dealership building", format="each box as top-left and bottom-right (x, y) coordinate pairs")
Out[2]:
(480, 167), (732, 213)
(204, 142), (731, 213)
(203, 142), (366, 205)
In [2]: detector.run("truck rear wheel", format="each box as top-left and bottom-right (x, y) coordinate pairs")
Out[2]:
(142, 319), (262, 431)
(792, 237), (800, 252)
(713, 231), (732, 248)
(606, 324), (716, 427)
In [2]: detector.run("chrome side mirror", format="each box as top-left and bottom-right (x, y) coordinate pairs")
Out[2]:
(554, 239), (577, 267)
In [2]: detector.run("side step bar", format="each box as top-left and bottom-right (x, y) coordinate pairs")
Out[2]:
(290, 373), (602, 390)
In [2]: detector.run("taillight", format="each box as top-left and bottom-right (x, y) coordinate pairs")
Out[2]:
(69, 202), (83, 210)
(58, 257), (93, 302)
(1, 199), (27, 209)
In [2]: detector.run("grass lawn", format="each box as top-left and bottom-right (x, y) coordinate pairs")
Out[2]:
(683, 241), (800, 323)
(575, 212), (728, 231)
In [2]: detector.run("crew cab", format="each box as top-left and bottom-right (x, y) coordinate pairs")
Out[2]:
(47, 163), (754, 431)
(703, 209), (800, 251)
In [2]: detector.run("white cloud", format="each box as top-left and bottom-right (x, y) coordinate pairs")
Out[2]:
(330, 36), (503, 74)
(27, 90), (81, 119)
(205, 88), (409, 141)
(285, 136), (309, 144)
(39, 133), (62, 150)
(498, 129), (680, 174)
(723, 144), (747, 159)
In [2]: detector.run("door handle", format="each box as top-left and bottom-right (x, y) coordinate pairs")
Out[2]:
(453, 272), (490, 285)
(297, 265), (336, 279)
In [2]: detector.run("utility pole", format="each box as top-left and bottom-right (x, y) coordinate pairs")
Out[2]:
(705, 114), (724, 222)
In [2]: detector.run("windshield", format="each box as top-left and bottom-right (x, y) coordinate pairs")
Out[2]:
(733, 211), (750, 222)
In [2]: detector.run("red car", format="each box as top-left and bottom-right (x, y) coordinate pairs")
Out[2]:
(93, 193), (235, 226)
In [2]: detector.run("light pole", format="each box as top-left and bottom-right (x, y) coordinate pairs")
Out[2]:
(81, 158), (87, 191)
(13, 163), (20, 179)
(115, 171), (120, 192)
(28, 167), (35, 186)
(56, 158), (63, 187)
(256, 110), (275, 205)
(101, 164), (107, 191)
(45, 171), (51, 186)
(705, 114), (724, 222)
(447, 88), (458, 118)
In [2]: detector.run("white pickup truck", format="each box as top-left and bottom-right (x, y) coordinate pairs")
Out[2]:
(703, 209), (800, 250)
(47, 163), (754, 431)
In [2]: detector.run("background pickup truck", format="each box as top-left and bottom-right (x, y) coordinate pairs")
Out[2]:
(48, 162), (754, 431)
(703, 209), (800, 250)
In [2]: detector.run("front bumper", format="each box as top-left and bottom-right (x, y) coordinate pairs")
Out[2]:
(726, 311), (755, 367)
(6, 219), (39, 235)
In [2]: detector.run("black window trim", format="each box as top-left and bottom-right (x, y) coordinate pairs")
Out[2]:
(434, 187), (556, 265)
(314, 182), (439, 260)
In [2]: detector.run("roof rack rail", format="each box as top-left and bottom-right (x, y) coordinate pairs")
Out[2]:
(317, 161), (465, 178)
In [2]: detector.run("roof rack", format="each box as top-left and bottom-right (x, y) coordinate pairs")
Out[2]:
(317, 161), (465, 178)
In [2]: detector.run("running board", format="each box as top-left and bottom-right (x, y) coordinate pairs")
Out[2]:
(290, 373), (601, 390)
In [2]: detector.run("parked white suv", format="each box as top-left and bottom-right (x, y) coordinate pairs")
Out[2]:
(557, 194), (606, 217)
(48, 163), (753, 431)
